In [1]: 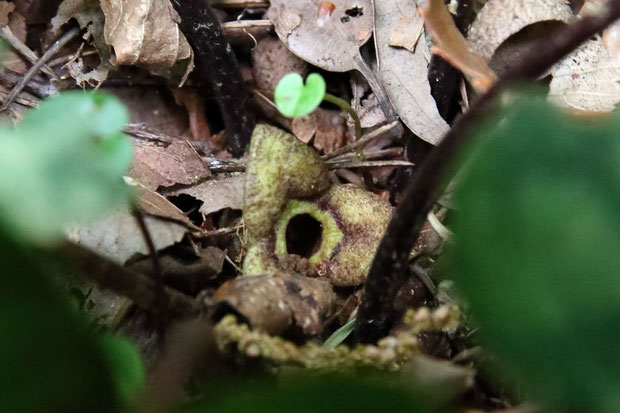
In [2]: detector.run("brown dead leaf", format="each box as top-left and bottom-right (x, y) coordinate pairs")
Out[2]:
(291, 108), (351, 153)
(418, 0), (498, 93)
(375, 0), (449, 144)
(100, 0), (193, 73)
(1, 5), (29, 74)
(549, 38), (620, 112)
(0, 1), (14, 26)
(212, 271), (337, 335)
(130, 139), (211, 190)
(162, 173), (244, 217)
(468, 0), (574, 61)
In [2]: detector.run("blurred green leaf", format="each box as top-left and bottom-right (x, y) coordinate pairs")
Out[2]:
(188, 373), (441, 413)
(449, 91), (620, 412)
(0, 91), (133, 244)
(100, 335), (146, 406)
(0, 233), (119, 412)
(274, 73), (326, 118)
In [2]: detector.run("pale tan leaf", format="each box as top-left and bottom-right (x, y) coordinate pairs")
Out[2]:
(162, 173), (245, 216)
(549, 38), (620, 112)
(69, 207), (187, 264)
(375, 0), (449, 144)
(388, 14), (424, 52)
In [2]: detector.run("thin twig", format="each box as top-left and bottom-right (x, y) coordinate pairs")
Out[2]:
(0, 27), (80, 111)
(54, 242), (201, 318)
(328, 160), (414, 169)
(322, 121), (400, 161)
(355, 0), (620, 343)
(190, 224), (243, 238)
(0, 26), (58, 79)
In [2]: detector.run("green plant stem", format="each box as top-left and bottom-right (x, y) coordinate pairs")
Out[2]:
(323, 93), (362, 141)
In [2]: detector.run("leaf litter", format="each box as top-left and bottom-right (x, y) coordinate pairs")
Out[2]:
(5, 0), (620, 410)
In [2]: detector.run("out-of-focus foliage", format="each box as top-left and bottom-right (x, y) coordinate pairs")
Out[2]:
(188, 373), (442, 413)
(100, 334), (146, 406)
(449, 91), (620, 412)
(0, 91), (133, 244)
(0, 233), (119, 412)
(0, 92), (142, 412)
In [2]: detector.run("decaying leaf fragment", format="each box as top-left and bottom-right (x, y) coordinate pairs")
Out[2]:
(374, 0), (449, 144)
(213, 271), (337, 335)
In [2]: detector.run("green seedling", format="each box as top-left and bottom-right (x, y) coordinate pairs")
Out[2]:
(275, 73), (362, 140)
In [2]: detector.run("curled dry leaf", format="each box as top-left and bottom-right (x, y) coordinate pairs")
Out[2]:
(53, 0), (193, 81)
(130, 139), (211, 190)
(52, 0), (113, 83)
(162, 173), (245, 217)
(418, 0), (497, 93)
(375, 0), (449, 144)
(212, 271), (337, 335)
(134, 183), (201, 231)
(100, 0), (193, 75)
(267, 0), (398, 121)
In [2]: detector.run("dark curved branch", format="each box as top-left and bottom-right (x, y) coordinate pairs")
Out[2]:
(170, 0), (255, 156)
(355, 0), (620, 343)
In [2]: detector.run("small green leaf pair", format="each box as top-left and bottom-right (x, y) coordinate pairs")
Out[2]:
(274, 73), (326, 118)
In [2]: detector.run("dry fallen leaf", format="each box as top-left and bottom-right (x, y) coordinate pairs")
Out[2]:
(212, 271), (337, 335)
(418, 0), (497, 93)
(162, 173), (245, 217)
(0, 2), (28, 74)
(388, 14), (424, 52)
(68, 207), (187, 264)
(130, 139), (212, 190)
(53, 0), (193, 81)
(375, 0), (449, 144)
(100, 0), (193, 73)
(291, 108), (351, 153)
(549, 38), (620, 112)
(267, 0), (397, 121)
